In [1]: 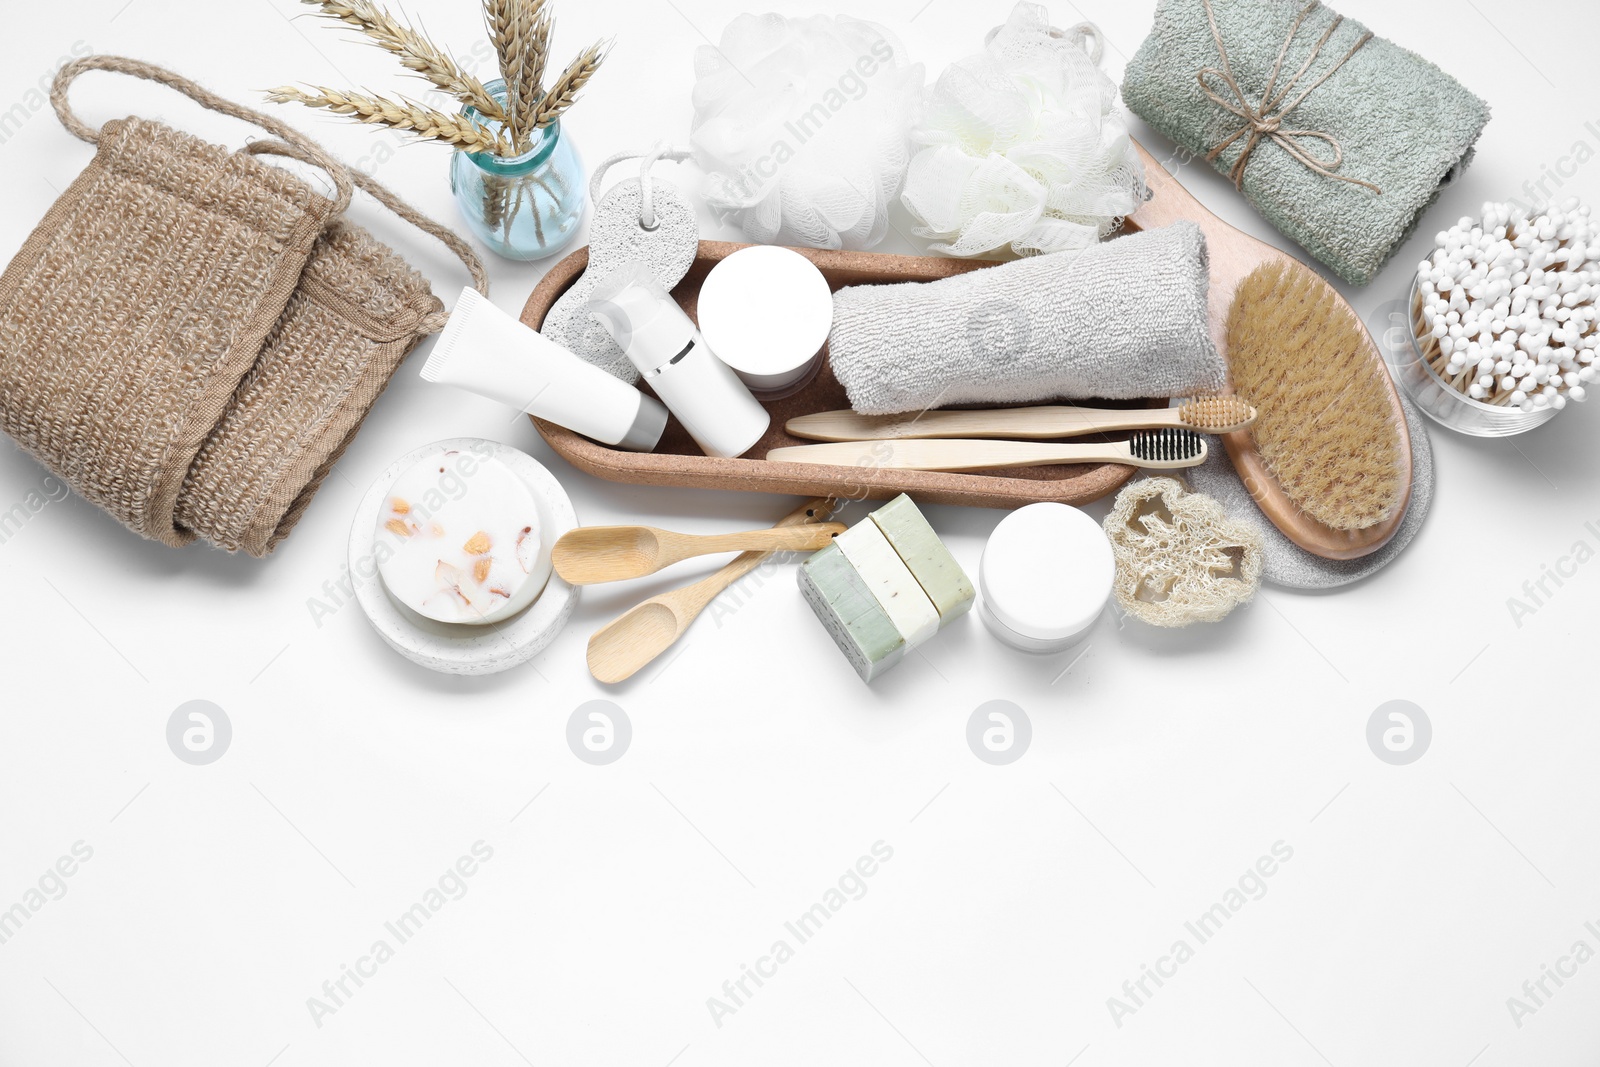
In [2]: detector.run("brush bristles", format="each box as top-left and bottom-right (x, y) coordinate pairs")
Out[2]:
(1177, 395), (1256, 432)
(1228, 262), (1404, 532)
(1129, 428), (1205, 463)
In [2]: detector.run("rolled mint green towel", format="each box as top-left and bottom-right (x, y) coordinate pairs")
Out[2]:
(1122, 0), (1491, 286)
(829, 222), (1224, 416)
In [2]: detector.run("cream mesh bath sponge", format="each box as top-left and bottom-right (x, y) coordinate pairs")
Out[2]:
(690, 14), (924, 251)
(902, 3), (1146, 258)
(1104, 477), (1264, 627)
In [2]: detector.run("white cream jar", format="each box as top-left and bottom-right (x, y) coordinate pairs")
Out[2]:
(979, 503), (1115, 653)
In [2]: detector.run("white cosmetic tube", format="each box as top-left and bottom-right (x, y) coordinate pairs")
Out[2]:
(423, 288), (668, 452)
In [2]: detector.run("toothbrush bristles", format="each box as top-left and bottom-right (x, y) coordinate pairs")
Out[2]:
(1129, 428), (1205, 464)
(1177, 395), (1256, 432)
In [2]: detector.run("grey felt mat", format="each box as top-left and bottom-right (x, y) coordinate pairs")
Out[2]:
(1186, 393), (1434, 590)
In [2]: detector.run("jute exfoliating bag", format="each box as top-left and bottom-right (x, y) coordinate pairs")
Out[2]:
(0, 56), (488, 557)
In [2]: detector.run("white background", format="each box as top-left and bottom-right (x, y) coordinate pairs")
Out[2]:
(2, 1), (1598, 1065)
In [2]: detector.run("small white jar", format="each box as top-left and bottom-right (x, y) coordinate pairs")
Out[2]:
(979, 503), (1115, 654)
(696, 245), (834, 399)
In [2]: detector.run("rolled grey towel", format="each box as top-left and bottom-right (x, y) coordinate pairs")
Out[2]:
(1122, 0), (1491, 287)
(828, 223), (1225, 415)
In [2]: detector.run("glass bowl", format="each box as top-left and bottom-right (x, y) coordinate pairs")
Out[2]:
(1383, 276), (1559, 437)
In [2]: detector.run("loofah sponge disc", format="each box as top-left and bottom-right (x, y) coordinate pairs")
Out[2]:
(1104, 476), (1263, 627)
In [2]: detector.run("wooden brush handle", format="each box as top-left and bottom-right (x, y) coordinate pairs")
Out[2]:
(1130, 140), (1293, 353)
(786, 406), (1187, 442)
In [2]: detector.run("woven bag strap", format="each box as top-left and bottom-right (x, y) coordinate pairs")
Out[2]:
(245, 141), (491, 333)
(50, 54), (354, 215)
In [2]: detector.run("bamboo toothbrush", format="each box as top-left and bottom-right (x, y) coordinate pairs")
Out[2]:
(768, 429), (1207, 473)
(786, 397), (1256, 443)
(1126, 139), (1411, 559)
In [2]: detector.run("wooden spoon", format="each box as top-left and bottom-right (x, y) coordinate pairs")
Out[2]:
(1127, 139), (1411, 561)
(554, 522), (845, 584)
(586, 499), (836, 684)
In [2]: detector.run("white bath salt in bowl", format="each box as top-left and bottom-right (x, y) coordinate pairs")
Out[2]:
(375, 450), (550, 625)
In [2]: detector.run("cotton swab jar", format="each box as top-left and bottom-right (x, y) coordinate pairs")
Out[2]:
(1395, 199), (1597, 436)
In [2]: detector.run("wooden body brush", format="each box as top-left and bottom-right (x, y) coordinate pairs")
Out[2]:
(1127, 140), (1412, 560)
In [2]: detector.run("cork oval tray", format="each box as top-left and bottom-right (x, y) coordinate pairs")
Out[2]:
(520, 240), (1164, 510)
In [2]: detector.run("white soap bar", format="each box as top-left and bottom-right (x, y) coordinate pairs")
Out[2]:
(375, 452), (548, 625)
(833, 519), (940, 649)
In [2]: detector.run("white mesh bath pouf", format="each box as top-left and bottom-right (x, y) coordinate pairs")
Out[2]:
(691, 13), (925, 252)
(902, 2), (1147, 259)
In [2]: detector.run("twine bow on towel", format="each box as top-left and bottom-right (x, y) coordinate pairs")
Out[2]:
(1196, 0), (1382, 195)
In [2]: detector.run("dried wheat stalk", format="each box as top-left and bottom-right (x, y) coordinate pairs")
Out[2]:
(279, 0), (605, 157)
(267, 86), (507, 154)
(300, 0), (506, 122)
(484, 0), (518, 82)
(485, 0), (530, 144)
(533, 40), (606, 129)
(507, 4), (552, 149)
(526, 9), (552, 103)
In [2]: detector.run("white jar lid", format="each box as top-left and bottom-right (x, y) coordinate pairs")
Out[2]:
(697, 246), (833, 392)
(980, 503), (1114, 643)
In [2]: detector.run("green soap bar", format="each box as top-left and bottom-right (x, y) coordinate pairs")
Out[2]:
(869, 494), (975, 623)
(798, 543), (906, 683)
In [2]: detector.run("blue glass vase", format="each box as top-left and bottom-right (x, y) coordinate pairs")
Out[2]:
(450, 80), (586, 261)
